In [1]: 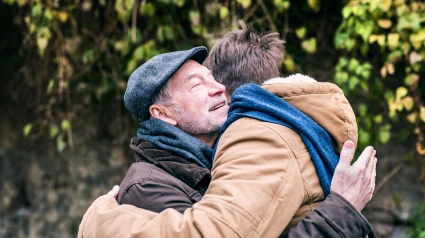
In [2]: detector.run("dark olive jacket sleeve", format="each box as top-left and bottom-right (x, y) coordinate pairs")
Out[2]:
(120, 181), (195, 214)
(286, 192), (376, 238)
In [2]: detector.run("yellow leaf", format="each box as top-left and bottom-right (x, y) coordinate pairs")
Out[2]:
(296, 27), (306, 39)
(236, 0), (251, 9)
(380, 65), (387, 78)
(369, 34), (377, 44)
(387, 33), (399, 49)
(301, 38), (317, 54)
(394, 0), (405, 6)
(407, 112), (417, 123)
(387, 63), (395, 75)
(379, 0), (392, 11)
(308, 0), (320, 12)
(396, 86), (408, 100)
(402, 96), (414, 111)
(283, 56), (295, 72)
(219, 6), (229, 19)
(376, 35), (386, 46)
(57, 11), (68, 22)
(378, 19), (392, 29)
(420, 107), (425, 122)
(409, 51), (423, 65)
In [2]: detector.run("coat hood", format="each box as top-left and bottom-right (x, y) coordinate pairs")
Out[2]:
(262, 74), (358, 153)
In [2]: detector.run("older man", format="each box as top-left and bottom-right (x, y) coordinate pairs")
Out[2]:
(78, 47), (376, 237)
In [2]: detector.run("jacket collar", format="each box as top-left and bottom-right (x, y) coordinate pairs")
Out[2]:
(130, 137), (211, 195)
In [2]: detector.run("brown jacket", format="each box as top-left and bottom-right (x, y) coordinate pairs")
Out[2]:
(78, 78), (373, 237)
(244, 75), (359, 232)
(117, 138), (210, 213)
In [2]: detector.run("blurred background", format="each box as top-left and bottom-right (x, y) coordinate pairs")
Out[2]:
(0, 0), (424, 237)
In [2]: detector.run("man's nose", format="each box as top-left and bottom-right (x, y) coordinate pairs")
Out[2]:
(208, 80), (226, 97)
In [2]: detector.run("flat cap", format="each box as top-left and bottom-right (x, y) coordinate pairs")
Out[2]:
(124, 46), (208, 121)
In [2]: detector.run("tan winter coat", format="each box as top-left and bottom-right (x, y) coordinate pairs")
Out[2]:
(78, 75), (364, 238)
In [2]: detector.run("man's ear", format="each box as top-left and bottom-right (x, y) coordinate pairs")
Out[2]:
(149, 104), (177, 125)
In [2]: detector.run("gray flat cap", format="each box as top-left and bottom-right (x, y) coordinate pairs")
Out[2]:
(124, 46), (208, 121)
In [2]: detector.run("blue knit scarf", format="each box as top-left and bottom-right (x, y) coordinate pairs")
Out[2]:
(214, 84), (339, 196)
(137, 119), (213, 170)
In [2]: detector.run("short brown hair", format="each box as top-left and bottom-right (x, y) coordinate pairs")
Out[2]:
(204, 21), (285, 95)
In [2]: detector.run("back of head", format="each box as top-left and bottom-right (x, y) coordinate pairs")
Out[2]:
(205, 21), (285, 95)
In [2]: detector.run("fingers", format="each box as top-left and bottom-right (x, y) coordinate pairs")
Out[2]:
(338, 140), (356, 166)
(365, 150), (376, 176)
(107, 185), (120, 198)
(354, 146), (375, 168)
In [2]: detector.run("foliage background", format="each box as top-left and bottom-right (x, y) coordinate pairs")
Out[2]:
(0, 0), (424, 237)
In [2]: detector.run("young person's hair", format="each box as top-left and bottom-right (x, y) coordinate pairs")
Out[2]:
(204, 21), (285, 95)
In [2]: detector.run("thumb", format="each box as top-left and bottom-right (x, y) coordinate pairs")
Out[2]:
(338, 140), (355, 166)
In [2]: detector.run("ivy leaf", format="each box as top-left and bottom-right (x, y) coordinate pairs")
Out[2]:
(219, 6), (229, 19)
(396, 86), (408, 100)
(31, 4), (42, 18)
(402, 96), (414, 111)
(23, 123), (33, 137)
(57, 11), (68, 22)
(378, 0), (392, 12)
(46, 79), (54, 94)
(50, 125), (59, 139)
(57, 136), (67, 153)
(61, 120), (70, 131)
(378, 125), (391, 144)
(308, 0), (320, 12)
(283, 56), (295, 72)
(387, 33), (399, 49)
(377, 19), (392, 29)
(139, 3), (155, 16)
(296, 27), (306, 39)
(405, 74), (419, 86)
(420, 107), (425, 122)
(301, 38), (317, 54)
(236, 0), (251, 9)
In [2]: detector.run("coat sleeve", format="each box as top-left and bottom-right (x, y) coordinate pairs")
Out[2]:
(120, 181), (194, 214)
(286, 192), (376, 238)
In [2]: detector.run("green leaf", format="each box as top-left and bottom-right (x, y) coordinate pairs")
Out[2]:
(46, 79), (54, 94)
(50, 125), (59, 139)
(374, 114), (383, 124)
(378, 125), (391, 144)
(133, 46), (145, 60)
(347, 59), (359, 72)
(387, 33), (399, 49)
(308, 0), (320, 12)
(236, 0), (251, 9)
(31, 4), (43, 18)
(56, 136), (67, 153)
(82, 49), (95, 64)
(295, 27), (306, 39)
(173, 0), (185, 7)
(301, 38), (317, 54)
(349, 76), (359, 90)
(61, 120), (70, 131)
(342, 6), (352, 19)
(139, 3), (155, 16)
(219, 6), (229, 19)
(358, 104), (367, 117)
(23, 123), (33, 137)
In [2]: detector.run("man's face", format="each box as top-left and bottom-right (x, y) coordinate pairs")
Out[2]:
(168, 60), (229, 136)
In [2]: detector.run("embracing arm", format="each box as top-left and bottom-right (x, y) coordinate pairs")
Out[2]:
(79, 128), (377, 238)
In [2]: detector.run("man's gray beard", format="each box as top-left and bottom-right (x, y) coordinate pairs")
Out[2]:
(171, 105), (225, 137)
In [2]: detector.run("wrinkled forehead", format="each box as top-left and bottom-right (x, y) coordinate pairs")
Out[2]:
(171, 60), (209, 83)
